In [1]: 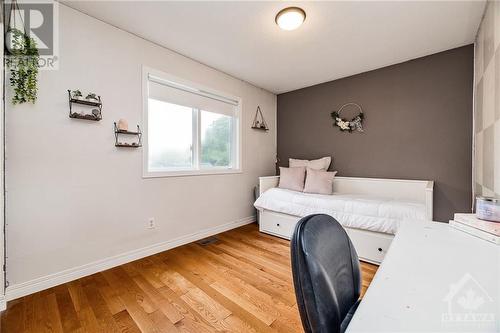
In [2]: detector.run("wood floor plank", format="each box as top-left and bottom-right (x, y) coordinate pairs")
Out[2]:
(22, 295), (36, 333)
(180, 289), (231, 331)
(143, 262), (225, 333)
(2, 223), (378, 332)
(113, 309), (142, 333)
(101, 269), (162, 333)
(93, 273), (126, 316)
(163, 247), (285, 330)
(174, 316), (216, 333)
(147, 310), (179, 333)
(209, 281), (277, 326)
(225, 230), (290, 259)
(81, 277), (122, 332)
(67, 280), (88, 313)
(223, 315), (259, 333)
(186, 243), (292, 293)
(67, 281), (101, 333)
(196, 248), (296, 307)
(132, 274), (185, 325)
(211, 242), (292, 283)
(157, 286), (218, 333)
(1, 297), (24, 333)
(53, 285), (81, 332)
(46, 293), (66, 333)
(164, 259), (279, 333)
(197, 244), (295, 302)
(220, 231), (291, 263)
(111, 267), (158, 315)
(216, 238), (292, 274)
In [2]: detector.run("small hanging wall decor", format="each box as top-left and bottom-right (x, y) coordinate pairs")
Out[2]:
(251, 106), (269, 131)
(331, 103), (364, 133)
(114, 122), (142, 148)
(68, 90), (102, 121)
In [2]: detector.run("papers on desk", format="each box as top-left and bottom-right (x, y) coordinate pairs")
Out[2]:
(450, 213), (500, 245)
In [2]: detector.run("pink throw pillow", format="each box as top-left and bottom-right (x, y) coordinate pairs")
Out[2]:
(303, 168), (338, 195)
(278, 167), (306, 192)
(289, 157), (332, 171)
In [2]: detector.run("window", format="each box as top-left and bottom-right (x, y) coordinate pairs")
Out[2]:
(143, 67), (241, 177)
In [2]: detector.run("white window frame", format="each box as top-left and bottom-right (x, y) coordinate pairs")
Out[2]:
(142, 66), (242, 178)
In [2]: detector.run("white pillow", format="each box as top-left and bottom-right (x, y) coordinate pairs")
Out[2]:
(303, 168), (338, 195)
(289, 157), (331, 171)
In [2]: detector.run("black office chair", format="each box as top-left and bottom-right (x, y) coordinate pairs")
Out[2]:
(291, 214), (361, 333)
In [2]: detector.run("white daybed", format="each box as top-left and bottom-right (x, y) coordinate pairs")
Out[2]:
(254, 176), (434, 264)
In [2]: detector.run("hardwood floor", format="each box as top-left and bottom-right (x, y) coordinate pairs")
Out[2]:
(1, 223), (378, 333)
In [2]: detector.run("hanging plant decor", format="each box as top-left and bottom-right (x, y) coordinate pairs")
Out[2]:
(5, 0), (41, 105)
(6, 28), (40, 104)
(331, 103), (365, 133)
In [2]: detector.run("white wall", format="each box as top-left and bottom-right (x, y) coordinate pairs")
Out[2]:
(5, 5), (276, 295)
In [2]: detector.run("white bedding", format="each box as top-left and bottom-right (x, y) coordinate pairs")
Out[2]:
(254, 188), (426, 234)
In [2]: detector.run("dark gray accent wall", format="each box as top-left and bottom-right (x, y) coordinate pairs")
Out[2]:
(277, 45), (474, 222)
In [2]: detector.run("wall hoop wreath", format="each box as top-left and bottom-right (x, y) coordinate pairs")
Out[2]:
(331, 103), (364, 133)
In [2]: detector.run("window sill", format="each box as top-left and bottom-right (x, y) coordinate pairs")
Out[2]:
(143, 168), (242, 178)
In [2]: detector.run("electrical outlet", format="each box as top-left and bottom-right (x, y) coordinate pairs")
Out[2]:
(148, 218), (155, 229)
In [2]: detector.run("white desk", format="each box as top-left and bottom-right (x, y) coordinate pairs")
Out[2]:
(347, 221), (499, 332)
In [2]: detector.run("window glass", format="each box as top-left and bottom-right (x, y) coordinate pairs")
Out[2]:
(201, 111), (232, 168)
(144, 69), (240, 177)
(148, 99), (193, 171)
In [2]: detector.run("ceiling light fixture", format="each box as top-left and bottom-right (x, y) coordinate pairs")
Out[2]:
(275, 7), (306, 31)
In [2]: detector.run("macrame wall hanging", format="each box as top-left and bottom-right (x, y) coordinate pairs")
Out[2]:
(251, 106), (269, 131)
(331, 103), (365, 133)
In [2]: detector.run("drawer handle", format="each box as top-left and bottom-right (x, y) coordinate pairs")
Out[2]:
(378, 248), (383, 252)
(276, 223), (280, 227)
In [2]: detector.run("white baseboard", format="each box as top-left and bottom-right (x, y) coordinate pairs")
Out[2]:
(0, 296), (6, 312)
(6, 216), (255, 301)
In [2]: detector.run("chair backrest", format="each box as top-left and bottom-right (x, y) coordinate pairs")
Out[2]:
(291, 214), (361, 333)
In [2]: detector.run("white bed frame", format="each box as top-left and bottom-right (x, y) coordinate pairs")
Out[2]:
(258, 176), (434, 264)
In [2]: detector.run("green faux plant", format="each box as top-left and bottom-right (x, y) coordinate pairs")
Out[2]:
(6, 28), (40, 104)
(72, 90), (83, 99)
(86, 92), (98, 101)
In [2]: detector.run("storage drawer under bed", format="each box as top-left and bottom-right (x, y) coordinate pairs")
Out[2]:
(258, 209), (394, 264)
(345, 228), (393, 264)
(259, 210), (297, 239)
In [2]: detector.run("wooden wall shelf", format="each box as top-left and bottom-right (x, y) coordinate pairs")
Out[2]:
(115, 129), (141, 135)
(251, 125), (269, 131)
(251, 106), (269, 131)
(115, 143), (142, 148)
(69, 98), (102, 107)
(69, 113), (101, 121)
(68, 90), (102, 121)
(114, 123), (142, 148)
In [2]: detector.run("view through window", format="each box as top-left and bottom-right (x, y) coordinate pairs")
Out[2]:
(144, 70), (240, 176)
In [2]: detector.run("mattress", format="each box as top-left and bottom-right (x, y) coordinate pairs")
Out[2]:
(254, 188), (427, 234)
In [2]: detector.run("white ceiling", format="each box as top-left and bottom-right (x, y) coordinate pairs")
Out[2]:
(64, 1), (486, 94)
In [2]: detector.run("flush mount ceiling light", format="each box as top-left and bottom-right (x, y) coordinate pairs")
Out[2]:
(275, 7), (306, 31)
